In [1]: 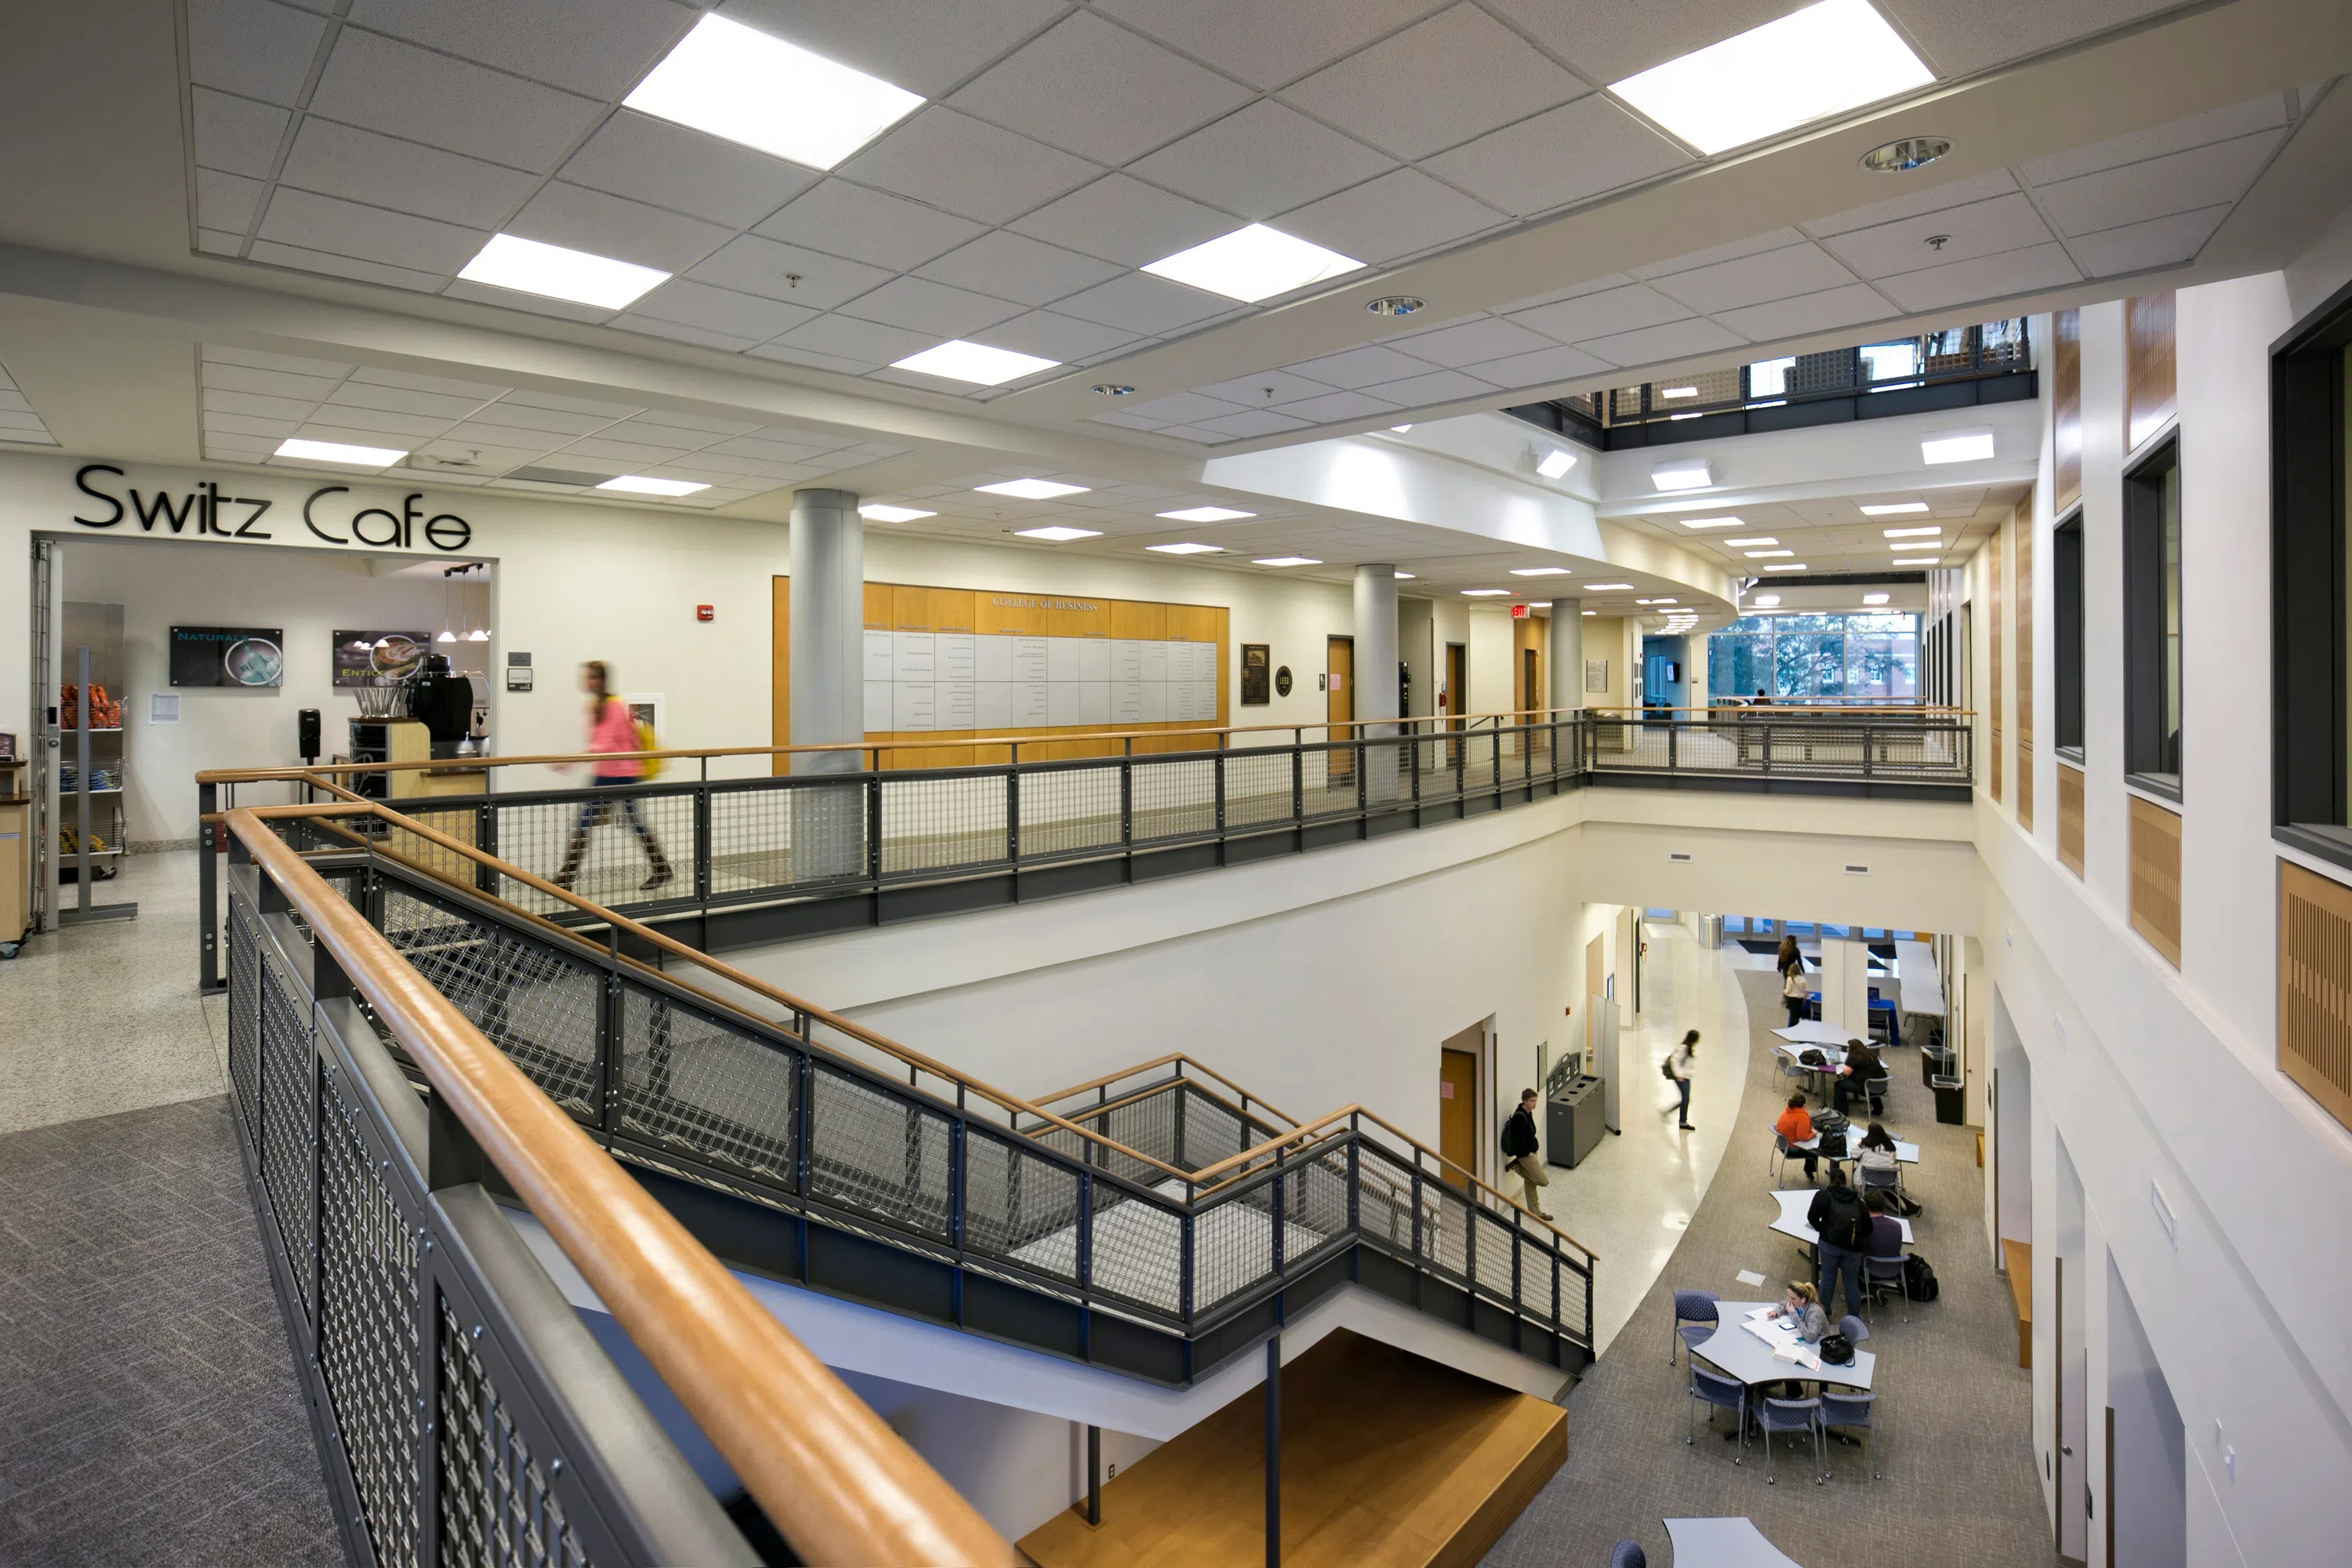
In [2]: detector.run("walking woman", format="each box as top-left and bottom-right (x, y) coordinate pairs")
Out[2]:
(1777, 934), (1808, 1028)
(1665, 1029), (1698, 1131)
(554, 660), (673, 891)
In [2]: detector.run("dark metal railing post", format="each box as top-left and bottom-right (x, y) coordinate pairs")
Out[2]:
(1214, 732), (1227, 840)
(1864, 723), (1875, 781)
(1668, 718), (1678, 775)
(1005, 742), (1020, 869)
(476, 797), (500, 895)
(1264, 1332), (1283, 1568)
(692, 782), (713, 902)
(866, 751), (884, 889)
(1290, 730), (1303, 825)
(1120, 737), (1134, 855)
(198, 779), (221, 991)
(1086, 1425), (1102, 1527)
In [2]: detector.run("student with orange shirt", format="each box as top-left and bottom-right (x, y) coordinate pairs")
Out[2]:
(1773, 1092), (1817, 1181)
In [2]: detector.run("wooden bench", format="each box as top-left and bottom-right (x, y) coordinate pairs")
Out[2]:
(2001, 1238), (2032, 1369)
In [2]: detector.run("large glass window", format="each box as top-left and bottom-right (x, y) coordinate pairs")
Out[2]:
(1707, 612), (1921, 703)
(2123, 438), (2182, 790)
(2054, 510), (2085, 757)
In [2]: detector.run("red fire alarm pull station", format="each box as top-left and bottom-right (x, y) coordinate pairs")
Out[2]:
(696, 604), (715, 622)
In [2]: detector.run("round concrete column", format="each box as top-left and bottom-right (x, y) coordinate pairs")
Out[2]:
(788, 488), (862, 775)
(1355, 564), (1399, 801)
(1548, 598), (1584, 714)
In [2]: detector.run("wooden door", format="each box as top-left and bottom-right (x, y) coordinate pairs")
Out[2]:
(1585, 935), (1605, 1011)
(1439, 1047), (1477, 1189)
(1327, 634), (1354, 780)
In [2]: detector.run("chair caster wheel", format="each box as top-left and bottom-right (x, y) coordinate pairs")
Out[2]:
(1767, 1475), (1777, 1485)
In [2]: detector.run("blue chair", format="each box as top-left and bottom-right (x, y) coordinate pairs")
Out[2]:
(1671, 1288), (1720, 1366)
(1839, 1313), (1869, 1347)
(1610, 1542), (1647, 1568)
(1864, 1254), (1907, 1322)
(1756, 1395), (1824, 1485)
(1821, 1388), (1880, 1480)
(1686, 1363), (1748, 1458)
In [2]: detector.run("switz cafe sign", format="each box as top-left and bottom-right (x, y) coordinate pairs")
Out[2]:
(71, 463), (474, 551)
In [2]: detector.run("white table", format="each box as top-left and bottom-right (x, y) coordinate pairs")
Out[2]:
(1665, 1516), (1807, 1568)
(1690, 1301), (1875, 1392)
(1769, 1187), (1913, 1248)
(1793, 1132), (1918, 1164)
(1771, 1019), (1855, 1048)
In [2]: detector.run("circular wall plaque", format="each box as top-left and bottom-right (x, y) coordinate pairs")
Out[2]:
(1275, 666), (1293, 696)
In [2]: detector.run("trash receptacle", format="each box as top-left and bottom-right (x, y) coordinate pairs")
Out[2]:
(1932, 1073), (1965, 1125)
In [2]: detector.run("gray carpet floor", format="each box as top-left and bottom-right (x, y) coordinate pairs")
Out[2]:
(0, 1096), (343, 1566)
(1484, 965), (2055, 1568)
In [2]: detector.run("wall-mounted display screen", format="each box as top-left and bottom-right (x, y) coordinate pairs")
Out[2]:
(332, 630), (431, 688)
(170, 626), (284, 688)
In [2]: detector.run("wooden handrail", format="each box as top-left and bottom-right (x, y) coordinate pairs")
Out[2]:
(225, 810), (1013, 1567)
(1029, 1052), (1305, 1130)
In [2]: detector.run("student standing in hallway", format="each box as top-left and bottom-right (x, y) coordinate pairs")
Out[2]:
(1808, 1167), (1871, 1318)
(1665, 1030), (1698, 1131)
(554, 660), (673, 892)
(1777, 935), (1807, 1028)
(1501, 1089), (1553, 1220)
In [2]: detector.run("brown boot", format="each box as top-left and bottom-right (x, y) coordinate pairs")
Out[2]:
(640, 837), (674, 891)
(552, 831), (587, 891)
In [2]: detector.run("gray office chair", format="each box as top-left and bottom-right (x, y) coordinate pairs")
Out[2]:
(1671, 1288), (1720, 1366)
(1686, 1363), (1748, 1458)
(1859, 1161), (1901, 1200)
(1776, 1054), (1816, 1102)
(1610, 1542), (1647, 1568)
(1839, 1313), (1869, 1346)
(1769, 1132), (1808, 1185)
(1864, 1254), (1908, 1322)
(1820, 1388), (1880, 1480)
(1757, 1395), (1824, 1485)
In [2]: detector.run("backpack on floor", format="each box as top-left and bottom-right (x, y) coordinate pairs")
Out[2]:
(1902, 1254), (1940, 1302)
(1889, 1191), (1923, 1218)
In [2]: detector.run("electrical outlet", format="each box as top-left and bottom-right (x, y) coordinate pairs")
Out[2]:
(1107, 1462), (1117, 1479)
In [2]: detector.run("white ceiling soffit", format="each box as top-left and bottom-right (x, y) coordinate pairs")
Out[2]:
(161, 0), (2352, 446)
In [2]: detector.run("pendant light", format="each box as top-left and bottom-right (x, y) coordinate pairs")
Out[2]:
(466, 572), (490, 640)
(437, 569), (456, 643)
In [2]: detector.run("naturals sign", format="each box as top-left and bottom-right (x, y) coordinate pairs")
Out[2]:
(71, 464), (474, 551)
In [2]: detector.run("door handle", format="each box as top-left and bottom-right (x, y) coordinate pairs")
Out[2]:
(2060, 1446), (2074, 1456)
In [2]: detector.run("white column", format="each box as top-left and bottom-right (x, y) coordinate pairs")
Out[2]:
(1548, 598), (1583, 713)
(1354, 564), (1399, 802)
(788, 488), (862, 874)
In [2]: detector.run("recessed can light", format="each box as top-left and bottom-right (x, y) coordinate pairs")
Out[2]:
(1368, 296), (1426, 316)
(1093, 383), (1136, 397)
(1861, 135), (1955, 174)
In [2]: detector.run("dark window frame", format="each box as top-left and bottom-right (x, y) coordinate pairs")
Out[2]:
(2272, 274), (2352, 869)
(2053, 506), (2085, 761)
(2122, 437), (2183, 799)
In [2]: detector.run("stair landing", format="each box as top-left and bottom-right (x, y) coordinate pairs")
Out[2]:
(1018, 1329), (1565, 1568)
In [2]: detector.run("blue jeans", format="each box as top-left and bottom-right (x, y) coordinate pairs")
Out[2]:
(1818, 1243), (1865, 1316)
(575, 775), (650, 837)
(1674, 1074), (1692, 1124)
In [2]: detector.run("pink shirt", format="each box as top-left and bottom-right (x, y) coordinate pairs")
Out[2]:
(588, 699), (639, 779)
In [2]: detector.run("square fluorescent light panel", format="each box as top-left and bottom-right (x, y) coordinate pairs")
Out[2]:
(1652, 459), (1714, 492)
(860, 503), (935, 522)
(1763, 563), (1808, 572)
(459, 234), (669, 309)
(1882, 525), (1942, 538)
(1751, 594), (1781, 606)
(1744, 549), (1793, 557)
(1863, 593), (1890, 604)
(1892, 556), (1937, 565)
(1143, 224), (1363, 303)
(1015, 525), (1100, 542)
(1921, 428), (1994, 464)
(1861, 502), (1930, 516)
(1511, 567), (1573, 576)
(1584, 582), (1634, 591)
(1679, 517), (1744, 528)
(1254, 556), (1320, 566)
(1159, 506), (1255, 522)
(276, 437), (405, 466)
(892, 340), (1060, 386)
(1536, 448), (1577, 478)
(597, 475), (707, 496)
(1461, 589), (1512, 597)
(977, 478), (1090, 499)
(1609, 0), (1935, 156)
(1721, 536), (1777, 547)
(624, 14), (923, 170)
(1148, 542), (1222, 554)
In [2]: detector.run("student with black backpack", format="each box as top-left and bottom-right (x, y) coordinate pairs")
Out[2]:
(1807, 1167), (1872, 1316)
(1500, 1089), (1553, 1220)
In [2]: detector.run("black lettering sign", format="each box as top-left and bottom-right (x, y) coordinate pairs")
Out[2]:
(68, 470), (467, 552)
(424, 513), (471, 550)
(73, 465), (125, 527)
(131, 487), (200, 534)
(350, 506), (402, 546)
(304, 485), (350, 543)
(230, 498), (273, 539)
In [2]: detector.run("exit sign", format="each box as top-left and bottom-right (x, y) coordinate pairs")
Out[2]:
(1511, 603), (1530, 618)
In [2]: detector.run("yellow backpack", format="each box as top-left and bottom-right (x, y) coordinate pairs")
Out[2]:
(634, 716), (662, 779)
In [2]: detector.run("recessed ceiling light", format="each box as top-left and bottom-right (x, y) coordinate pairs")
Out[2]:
(1751, 594), (1781, 607)
(1015, 525), (1101, 542)
(1389, 424), (1414, 433)
(597, 475), (707, 496)
(1921, 427), (1994, 464)
(1367, 296), (1425, 316)
(1608, 0), (1936, 157)
(1635, 598), (1679, 605)
(1581, 609), (1596, 615)
(1661, 387), (1700, 399)
(457, 233), (669, 309)
(1147, 542), (1221, 554)
(1744, 549), (1793, 557)
(1722, 536), (1777, 546)
(1586, 583), (1635, 591)
(1462, 588), (1512, 597)
(1679, 517), (1745, 529)
(1512, 567), (1573, 576)
(1142, 223), (1363, 303)
(1861, 135), (1953, 174)
(860, 503), (935, 522)
(1860, 502), (1930, 516)
(1863, 593), (1891, 604)
(1093, 383), (1135, 397)
(1882, 524), (1943, 538)
(1254, 556), (1321, 567)
(1763, 563), (1809, 572)
(1652, 457), (1713, 492)
(622, 13), (921, 170)
(1159, 506), (1254, 522)
(1888, 539), (1941, 551)
(978, 478), (1089, 499)
(1394, 571), (1417, 579)
(1892, 556), (1938, 566)
(275, 437), (405, 467)
(893, 339), (1060, 386)
(1537, 448), (1577, 478)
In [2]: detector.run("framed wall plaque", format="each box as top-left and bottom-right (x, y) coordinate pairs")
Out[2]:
(1240, 643), (1270, 705)
(1584, 658), (1609, 694)
(1275, 666), (1293, 697)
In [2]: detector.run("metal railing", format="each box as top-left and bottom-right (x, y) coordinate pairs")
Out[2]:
(222, 808), (1012, 1568)
(198, 705), (1969, 987)
(230, 800), (1599, 1389)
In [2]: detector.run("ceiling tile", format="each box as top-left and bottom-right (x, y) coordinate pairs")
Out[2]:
(1820, 192), (2055, 279)
(198, 227), (240, 255)
(1193, 409), (1311, 439)
(206, 343), (358, 377)
(971, 309), (1140, 362)
(1882, 0), (2194, 78)
(1574, 316), (1745, 367)
(343, 0), (695, 98)
(278, 118), (539, 229)
(560, 111), (819, 228)
(1128, 101), (1394, 220)
(2071, 203), (2231, 277)
(1010, 173), (1236, 266)
(559, 437), (695, 466)
(1506, 282), (1689, 343)
(1482, 0), (1799, 83)
(506, 182), (732, 274)
(626, 408), (763, 438)
(1196, 368), (1340, 405)
(307, 27), (605, 170)
(1422, 94), (1687, 217)
(686, 234), (894, 310)
(1125, 390), (1247, 423)
(191, 88), (292, 178)
(1648, 241), (1857, 314)
(1051, 273), (1233, 334)
(1359, 368), (1496, 406)
(492, 387), (641, 418)
(350, 365), (508, 399)
(1805, 169), (2021, 238)
(1874, 241), (2080, 313)
(1096, 0), (1443, 91)
(913, 231), (1122, 306)
(1631, 228), (1810, 280)
(187, 0), (330, 106)
(612, 319), (764, 356)
(630, 278), (818, 339)
(204, 387), (320, 420)
(256, 187), (487, 272)
(324, 380), (487, 419)
(1087, 408), (1171, 431)
(1459, 343), (1613, 389)
(2022, 95), (2289, 187)
(1388, 315), (1551, 368)
(205, 411), (302, 439)
(1273, 388), (1402, 424)
(756, 180), (988, 271)
(1496, 273), (1634, 313)
(841, 108), (1102, 226)
(196, 169), (265, 234)
(949, 11), (1253, 165)
(295, 402), (448, 436)
(837, 275), (1025, 337)
(1712, 281), (1897, 343)
(1274, 167), (1504, 264)
(2030, 130), (2282, 238)
(1282, 343), (1432, 388)
(713, 0), (1071, 99)
(746, 342), (875, 375)
(1282, 5), (1585, 162)
(769, 314), (938, 366)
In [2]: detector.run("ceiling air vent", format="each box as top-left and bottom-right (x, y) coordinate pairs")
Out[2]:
(1844, 863), (1871, 875)
(1668, 851), (1692, 863)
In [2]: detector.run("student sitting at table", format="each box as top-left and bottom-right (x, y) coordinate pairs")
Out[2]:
(1864, 1189), (1904, 1258)
(1857, 1122), (1900, 1183)
(1774, 1093), (1818, 1181)
(1833, 1036), (1886, 1114)
(1772, 1280), (1830, 1343)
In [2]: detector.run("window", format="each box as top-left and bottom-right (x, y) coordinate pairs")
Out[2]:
(1706, 612), (1920, 702)
(2053, 510), (2085, 757)
(2122, 438), (2181, 793)
(1748, 357), (1796, 398)
(2271, 280), (2352, 865)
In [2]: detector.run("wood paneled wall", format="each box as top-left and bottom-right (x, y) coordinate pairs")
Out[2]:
(2053, 308), (2083, 512)
(2057, 763), (2085, 877)
(2016, 495), (2034, 830)
(2126, 292), (2178, 452)
(2129, 795), (2183, 967)
(2281, 860), (2352, 1134)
